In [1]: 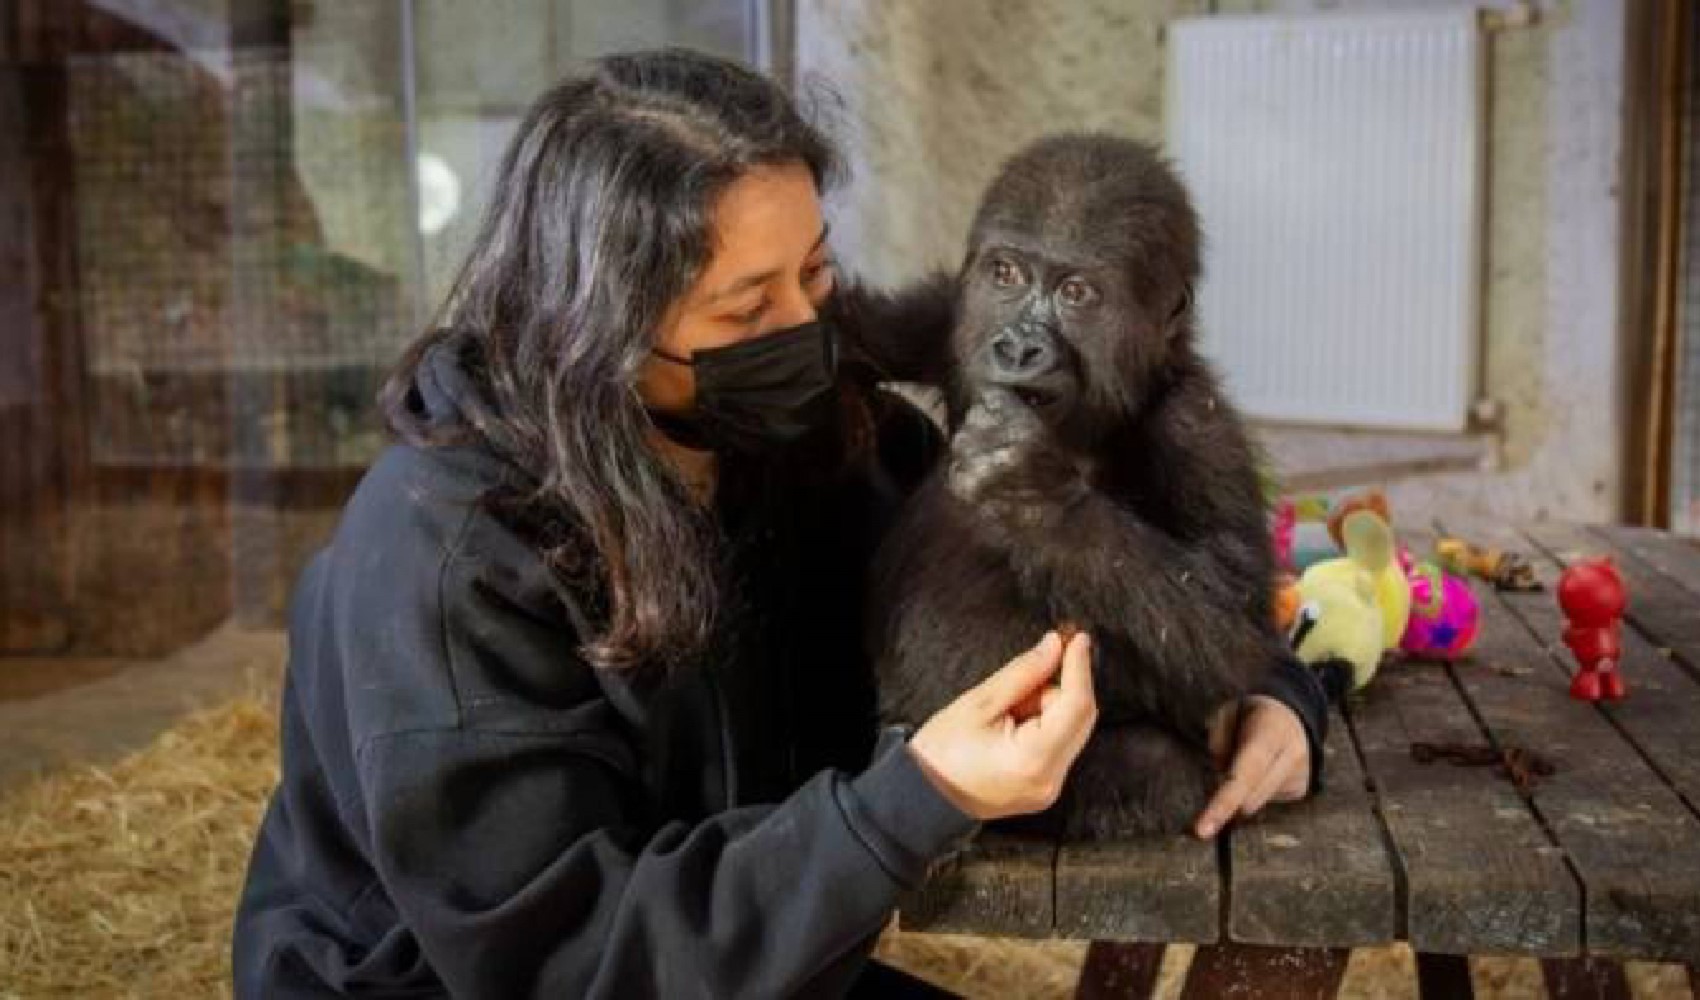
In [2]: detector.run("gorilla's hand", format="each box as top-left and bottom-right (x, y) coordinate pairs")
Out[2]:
(947, 387), (1088, 530)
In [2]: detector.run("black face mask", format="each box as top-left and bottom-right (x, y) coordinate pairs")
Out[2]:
(646, 319), (841, 455)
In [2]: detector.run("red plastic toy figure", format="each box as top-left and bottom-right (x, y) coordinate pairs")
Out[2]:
(1557, 558), (1628, 701)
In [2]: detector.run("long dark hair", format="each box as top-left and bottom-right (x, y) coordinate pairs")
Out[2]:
(380, 49), (844, 671)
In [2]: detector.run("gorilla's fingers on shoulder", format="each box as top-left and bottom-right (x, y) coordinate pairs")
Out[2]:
(977, 384), (1024, 415)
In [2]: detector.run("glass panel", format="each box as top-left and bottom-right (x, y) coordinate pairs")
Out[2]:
(1673, 4), (1700, 535)
(0, 0), (758, 669)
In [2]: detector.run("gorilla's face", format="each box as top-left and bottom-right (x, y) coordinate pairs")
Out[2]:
(949, 137), (1201, 446)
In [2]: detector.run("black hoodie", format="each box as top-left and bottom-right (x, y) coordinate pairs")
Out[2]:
(231, 334), (981, 999)
(231, 335), (1327, 998)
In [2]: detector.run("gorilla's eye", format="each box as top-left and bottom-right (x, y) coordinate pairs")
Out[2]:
(1058, 277), (1099, 308)
(989, 256), (1026, 289)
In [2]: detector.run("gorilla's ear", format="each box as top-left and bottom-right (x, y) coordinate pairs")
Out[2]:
(1165, 283), (1195, 341)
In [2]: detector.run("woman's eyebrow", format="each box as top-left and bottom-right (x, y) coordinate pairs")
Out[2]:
(706, 224), (831, 304)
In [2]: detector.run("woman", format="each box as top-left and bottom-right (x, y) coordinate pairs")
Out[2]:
(232, 48), (1323, 998)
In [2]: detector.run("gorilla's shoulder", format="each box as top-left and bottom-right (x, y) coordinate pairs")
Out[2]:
(1148, 352), (1252, 451)
(867, 386), (948, 492)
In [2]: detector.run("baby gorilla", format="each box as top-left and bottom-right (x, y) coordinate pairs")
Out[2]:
(869, 133), (1288, 838)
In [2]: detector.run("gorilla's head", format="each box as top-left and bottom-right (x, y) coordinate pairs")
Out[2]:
(950, 134), (1201, 444)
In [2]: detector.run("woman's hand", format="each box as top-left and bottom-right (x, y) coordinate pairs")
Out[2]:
(907, 631), (1099, 821)
(1194, 695), (1312, 839)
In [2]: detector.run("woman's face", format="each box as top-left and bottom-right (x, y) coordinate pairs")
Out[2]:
(638, 161), (836, 415)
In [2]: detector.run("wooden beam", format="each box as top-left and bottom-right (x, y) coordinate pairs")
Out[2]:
(897, 830), (1056, 938)
(1434, 522), (1700, 963)
(1178, 943), (1348, 1000)
(1074, 941), (1166, 1000)
(1540, 956), (1632, 1000)
(1228, 706), (1398, 948)
(1055, 834), (1219, 943)
(1478, 522), (1700, 820)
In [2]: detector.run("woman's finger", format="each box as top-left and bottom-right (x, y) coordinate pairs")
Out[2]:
(1030, 632), (1097, 758)
(972, 632), (1064, 720)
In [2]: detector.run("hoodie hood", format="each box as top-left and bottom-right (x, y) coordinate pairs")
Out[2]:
(404, 328), (494, 436)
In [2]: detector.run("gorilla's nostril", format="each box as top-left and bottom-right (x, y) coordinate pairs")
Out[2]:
(991, 332), (1054, 375)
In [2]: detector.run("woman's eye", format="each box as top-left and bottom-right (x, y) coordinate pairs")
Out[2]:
(732, 302), (768, 325)
(990, 257), (1024, 288)
(1058, 277), (1098, 307)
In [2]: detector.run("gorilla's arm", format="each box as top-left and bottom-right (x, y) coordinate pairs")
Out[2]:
(1019, 497), (1278, 723)
(829, 272), (957, 386)
(952, 371), (1282, 726)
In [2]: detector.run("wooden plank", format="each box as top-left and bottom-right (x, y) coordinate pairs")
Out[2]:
(1527, 521), (1700, 667)
(1074, 941), (1166, 999)
(1431, 524), (1700, 963)
(1592, 524), (1700, 599)
(1345, 635), (1578, 955)
(1228, 706), (1399, 948)
(1456, 521), (1700, 820)
(897, 830), (1055, 937)
(1534, 523), (1700, 683)
(1178, 943), (1349, 1000)
(1054, 834), (1219, 942)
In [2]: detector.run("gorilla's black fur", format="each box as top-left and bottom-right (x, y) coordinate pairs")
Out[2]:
(868, 134), (1286, 838)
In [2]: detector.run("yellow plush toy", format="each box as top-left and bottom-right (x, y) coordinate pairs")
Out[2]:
(1288, 508), (1409, 699)
(1324, 492), (1412, 650)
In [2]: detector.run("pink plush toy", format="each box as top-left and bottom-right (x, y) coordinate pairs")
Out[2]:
(1397, 548), (1480, 660)
(1272, 500), (1297, 573)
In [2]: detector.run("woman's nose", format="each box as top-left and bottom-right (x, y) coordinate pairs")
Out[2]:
(765, 280), (820, 332)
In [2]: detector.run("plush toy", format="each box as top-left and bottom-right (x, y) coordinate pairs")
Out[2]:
(1397, 548), (1480, 660)
(1272, 501), (1297, 574)
(1272, 571), (1303, 633)
(1287, 508), (1401, 699)
(1325, 492), (1411, 649)
(1324, 492), (1390, 549)
(1272, 494), (1347, 573)
(1435, 536), (1543, 592)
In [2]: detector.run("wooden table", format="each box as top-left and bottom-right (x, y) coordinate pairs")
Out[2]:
(895, 523), (1700, 999)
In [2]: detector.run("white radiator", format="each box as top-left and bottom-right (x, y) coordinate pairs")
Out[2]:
(1167, 10), (1485, 432)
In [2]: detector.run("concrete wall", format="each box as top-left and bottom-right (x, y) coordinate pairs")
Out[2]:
(797, 0), (1204, 290)
(797, 0), (1630, 525)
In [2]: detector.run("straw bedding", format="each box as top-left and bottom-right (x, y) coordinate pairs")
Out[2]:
(0, 693), (1081, 998)
(0, 698), (278, 999)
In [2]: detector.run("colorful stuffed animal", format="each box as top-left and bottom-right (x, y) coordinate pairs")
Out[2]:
(1287, 508), (1402, 699)
(1397, 549), (1480, 660)
(1327, 492), (1411, 649)
(1272, 495), (1340, 573)
(1435, 536), (1543, 593)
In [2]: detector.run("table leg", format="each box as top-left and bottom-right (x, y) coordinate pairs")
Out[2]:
(1539, 957), (1631, 1000)
(1075, 941), (1166, 999)
(1177, 943), (1348, 999)
(1415, 952), (1473, 1000)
